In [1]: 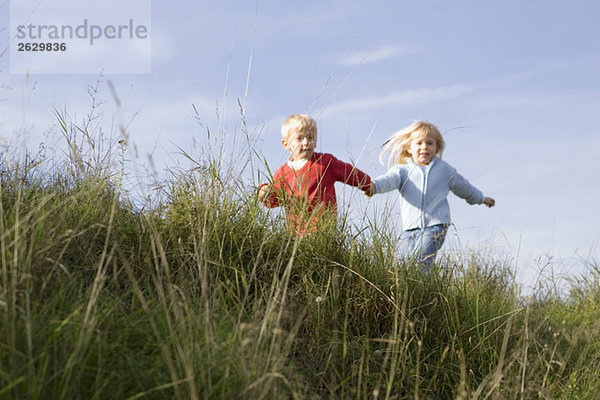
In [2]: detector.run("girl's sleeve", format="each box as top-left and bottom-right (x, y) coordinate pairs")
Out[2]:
(448, 170), (485, 205)
(372, 166), (403, 194)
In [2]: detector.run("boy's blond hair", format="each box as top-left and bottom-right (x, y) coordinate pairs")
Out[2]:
(379, 120), (445, 167)
(281, 114), (317, 140)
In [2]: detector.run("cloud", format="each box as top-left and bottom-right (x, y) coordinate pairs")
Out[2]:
(341, 44), (411, 67)
(321, 85), (475, 117)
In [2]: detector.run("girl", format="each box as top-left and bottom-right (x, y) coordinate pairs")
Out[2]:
(365, 121), (495, 271)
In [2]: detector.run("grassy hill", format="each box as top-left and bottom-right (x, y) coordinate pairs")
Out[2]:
(1, 111), (600, 399)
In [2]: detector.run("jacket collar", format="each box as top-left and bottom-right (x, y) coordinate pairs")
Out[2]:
(407, 157), (438, 169)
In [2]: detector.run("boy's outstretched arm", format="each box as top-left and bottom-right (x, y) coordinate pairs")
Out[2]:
(483, 197), (495, 208)
(332, 155), (372, 192)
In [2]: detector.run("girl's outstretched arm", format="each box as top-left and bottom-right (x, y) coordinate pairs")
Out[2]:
(369, 166), (405, 196)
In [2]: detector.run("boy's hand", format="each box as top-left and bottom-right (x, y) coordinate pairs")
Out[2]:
(258, 184), (272, 204)
(364, 182), (376, 198)
(483, 197), (495, 208)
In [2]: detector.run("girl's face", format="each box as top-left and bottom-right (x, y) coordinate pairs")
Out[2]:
(408, 134), (438, 166)
(283, 128), (317, 161)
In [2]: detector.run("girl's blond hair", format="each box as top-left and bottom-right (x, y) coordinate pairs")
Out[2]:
(379, 120), (445, 167)
(281, 114), (317, 140)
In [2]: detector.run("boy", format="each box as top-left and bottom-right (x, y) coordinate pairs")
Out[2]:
(259, 114), (372, 235)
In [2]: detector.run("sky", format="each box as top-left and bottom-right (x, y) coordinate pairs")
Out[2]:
(1, 0), (599, 293)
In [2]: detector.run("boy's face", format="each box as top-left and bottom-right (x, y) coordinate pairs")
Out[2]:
(282, 128), (317, 161)
(408, 134), (438, 166)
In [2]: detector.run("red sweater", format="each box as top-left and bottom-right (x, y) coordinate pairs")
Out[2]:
(260, 152), (371, 234)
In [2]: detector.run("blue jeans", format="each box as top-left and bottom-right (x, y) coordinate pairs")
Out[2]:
(400, 224), (449, 273)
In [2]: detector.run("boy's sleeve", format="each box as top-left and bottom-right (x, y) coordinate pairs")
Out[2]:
(448, 169), (485, 205)
(372, 166), (403, 194)
(330, 155), (371, 190)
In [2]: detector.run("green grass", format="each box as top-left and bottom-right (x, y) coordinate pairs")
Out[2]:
(1, 105), (599, 399)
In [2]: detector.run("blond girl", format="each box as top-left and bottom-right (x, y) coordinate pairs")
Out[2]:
(366, 121), (495, 270)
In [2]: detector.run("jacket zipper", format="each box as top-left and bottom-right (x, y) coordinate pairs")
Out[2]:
(420, 165), (428, 229)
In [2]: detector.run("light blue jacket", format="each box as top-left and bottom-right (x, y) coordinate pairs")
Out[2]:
(373, 158), (485, 231)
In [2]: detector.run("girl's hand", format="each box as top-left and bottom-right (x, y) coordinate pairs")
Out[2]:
(483, 197), (495, 208)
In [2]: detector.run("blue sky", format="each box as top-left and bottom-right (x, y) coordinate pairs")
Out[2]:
(2, 1), (599, 291)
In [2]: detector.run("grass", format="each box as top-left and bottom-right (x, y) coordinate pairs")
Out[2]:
(1, 95), (600, 399)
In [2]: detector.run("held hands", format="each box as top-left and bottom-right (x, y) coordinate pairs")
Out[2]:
(483, 197), (495, 208)
(363, 182), (376, 198)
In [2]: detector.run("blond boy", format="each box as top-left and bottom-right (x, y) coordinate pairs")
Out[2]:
(259, 114), (372, 235)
